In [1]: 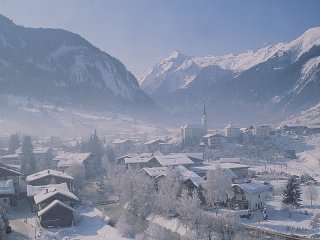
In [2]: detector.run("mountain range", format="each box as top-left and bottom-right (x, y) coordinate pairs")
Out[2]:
(0, 14), (156, 116)
(139, 28), (320, 126)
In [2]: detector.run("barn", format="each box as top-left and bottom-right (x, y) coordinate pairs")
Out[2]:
(38, 200), (75, 228)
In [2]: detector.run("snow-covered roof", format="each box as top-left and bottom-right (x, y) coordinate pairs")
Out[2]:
(142, 166), (204, 187)
(182, 123), (203, 129)
(16, 147), (50, 155)
(26, 169), (73, 182)
(190, 162), (249, 173)
(0, 154), (19, 160)
(220, 162), (249, 169)
(220, 158), (240, 163)
(0, 179), (15, 195)
(0, 163), (21, 175)
(112, 139), (132, 144)
(233, 182), (272, 195)
(154, 153), (195, 166)
(142, 167), (167, 178)
(225, 123), (240, 129)
(38, 199), (76, 217)
(55, 152), (91, 168)
(145, 139), (165, 145)
(124, 156), (153, 164)
(186, 153), (204, 161)
(34, 186), (78, 204)
(27, 183), (69, 197)
(203, 133), (223, 138)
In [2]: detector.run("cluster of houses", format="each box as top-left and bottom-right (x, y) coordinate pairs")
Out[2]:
(26, 169), (77, 228)
(116, 152), (273, 212)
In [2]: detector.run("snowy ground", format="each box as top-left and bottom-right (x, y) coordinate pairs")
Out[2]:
(39, 205), (127, 240)
(6, 198), (127, 240)
(240, 135), (320, 237)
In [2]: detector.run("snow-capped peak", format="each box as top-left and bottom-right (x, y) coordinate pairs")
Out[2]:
(284, 27), (320, 60)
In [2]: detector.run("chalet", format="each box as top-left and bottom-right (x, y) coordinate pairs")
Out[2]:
(159, 138), (181, 154)
(181, 124), (204, 147)
(0, 164), (21, 200)
(0, 180), (15, 207)
(38, 200), (76, 228)
(190, 161), (249, 180)
(224, 124), (240, 140)
(153, 153), (195, 167)
(203, 133), (224, 148)
(33, 186), (78, 212)
(26, 169), (74, 191)
(0, 154), (20, 166)
(230, 181), (272, 211)
(145, 139), (165, 153)
(254, 125), (271, 138)
(141, 165), (204, 191)
(112, 139), (134, 155)
(17, 147), (52, 171)
(54, 152), (94, 176)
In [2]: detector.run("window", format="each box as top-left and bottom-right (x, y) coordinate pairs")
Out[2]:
(242, 196), (246, 200)
(258, 194), (260, 198)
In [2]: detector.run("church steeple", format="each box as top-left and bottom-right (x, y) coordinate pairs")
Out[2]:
(202, 102), (207, 135)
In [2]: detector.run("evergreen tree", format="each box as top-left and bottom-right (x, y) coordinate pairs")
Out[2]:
(21, 136), (36, 175)
(8, 133), (20, 154)
(81, 130), (103, 169)
(282, 175), (302, 208)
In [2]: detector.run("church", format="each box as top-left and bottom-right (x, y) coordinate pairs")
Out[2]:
(180, 104), (207, 147)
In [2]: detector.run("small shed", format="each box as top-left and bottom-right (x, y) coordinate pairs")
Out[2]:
(38, 200), (76, 228)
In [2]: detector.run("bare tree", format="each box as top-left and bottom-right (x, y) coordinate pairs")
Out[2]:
(116, 214), (134, 238)
(155, 168), (182, 217)
(202, 164), (232, 207)
(305, 185), (319, 206)
(66, 163), (86, 192)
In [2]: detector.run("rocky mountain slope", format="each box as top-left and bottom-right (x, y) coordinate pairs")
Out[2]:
(0, 14), (157, 115)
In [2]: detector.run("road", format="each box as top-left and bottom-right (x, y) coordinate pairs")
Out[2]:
(6, 198), (38, 240)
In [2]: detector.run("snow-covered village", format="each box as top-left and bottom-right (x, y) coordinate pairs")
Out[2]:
(1, 1), (320, 240)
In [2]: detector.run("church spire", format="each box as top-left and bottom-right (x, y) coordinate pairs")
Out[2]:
(203, 102), (206, 116)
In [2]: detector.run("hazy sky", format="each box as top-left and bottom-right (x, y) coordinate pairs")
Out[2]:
(1, 0), (320, 76)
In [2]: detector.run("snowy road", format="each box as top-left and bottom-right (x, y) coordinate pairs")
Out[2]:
(6, 198), (38, 240)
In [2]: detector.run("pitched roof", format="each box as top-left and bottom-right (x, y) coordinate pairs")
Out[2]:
(0, 179), (15, 195)
(26, 169), (73, 182)
(55, 152), (91, 168)
(0, 163), (22, 175)
(27, 183), (69, 197)
(154, 154), (195, 166)
(34, 187), (78, 204)
(124, 156), (154, 164)
(233, 182), (272, 195)
(38, 200), (76, 217)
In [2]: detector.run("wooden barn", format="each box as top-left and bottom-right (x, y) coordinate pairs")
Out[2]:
(38, 200), (75, 228)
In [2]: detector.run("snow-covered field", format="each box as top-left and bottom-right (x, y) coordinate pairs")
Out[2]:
(241, 135), (320, 237)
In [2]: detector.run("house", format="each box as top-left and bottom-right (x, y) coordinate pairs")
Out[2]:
(0, 180), (15, 207)
(38, 200), (76, 228)
(230, 181), (272, 211)
(54, 152), (94, 176)
(159, 138), (181, 154)
(33, 186), (78, 212)
(153, 153), (195, 167)
(26, 169), (74, 191)
(112, 139), (134, 155)
(190, 161), (249, 180)
(203, 133), (224, 148)
(254, 125), (271, 138)
(305, 125), (320, 135)
(17, 147), (52, 171)
(141, 165), (204, 192)
(0, 164), (21, 200)
(145, 139), (165, 153)
(0, 154), (20, 166)
(224, 124), (240, 140)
